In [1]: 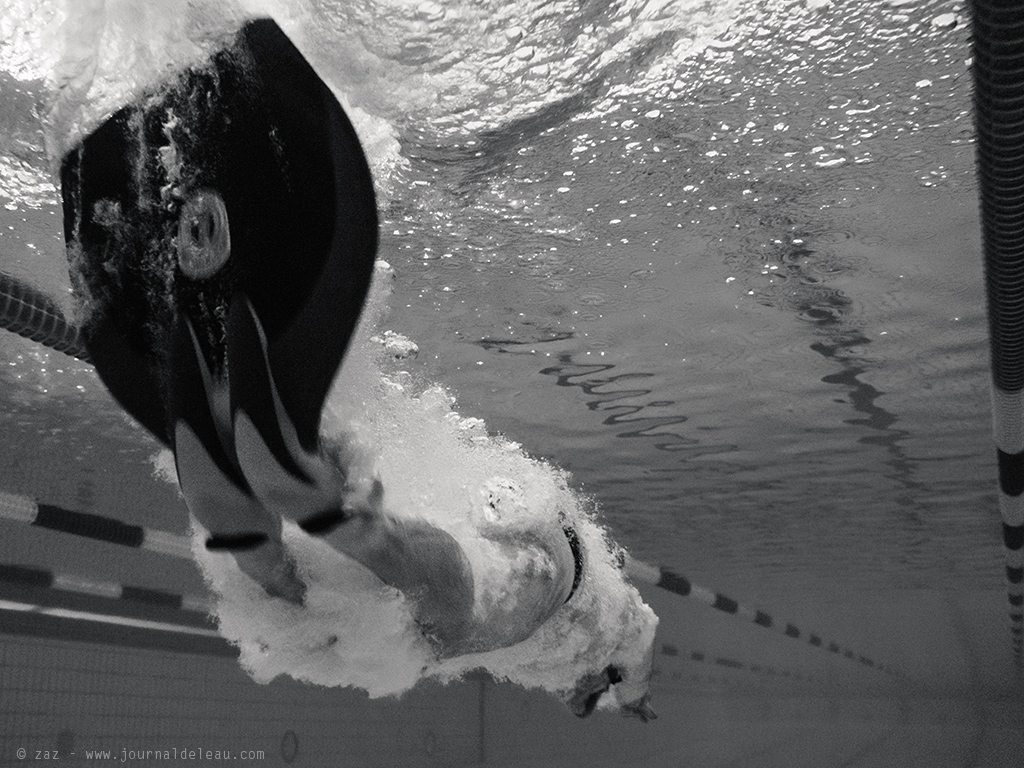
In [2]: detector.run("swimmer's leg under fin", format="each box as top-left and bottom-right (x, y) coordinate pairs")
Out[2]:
(227, 294), (317, 498)
(224, 293), (478, 646)
(169, 311), (304, 604)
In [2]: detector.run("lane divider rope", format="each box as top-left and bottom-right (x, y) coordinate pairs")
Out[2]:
(0, 599), (218, 638)
(0, 489), (191, 560)
(0, 560), (212, 615)
(0, 271), (90, 362)
(1, 485), (903, 680)
(625, 556), (902, 678)
(660, 642), (821, 685)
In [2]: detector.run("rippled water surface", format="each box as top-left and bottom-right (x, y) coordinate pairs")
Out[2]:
(366, 0), (989, 597)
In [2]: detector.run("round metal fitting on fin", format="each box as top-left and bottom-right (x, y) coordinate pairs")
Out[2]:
(177, 189), (231, 279)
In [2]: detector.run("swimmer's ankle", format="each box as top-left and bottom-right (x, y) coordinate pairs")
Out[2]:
(261, 556), (306, 605)
(235, 541), (306, 605)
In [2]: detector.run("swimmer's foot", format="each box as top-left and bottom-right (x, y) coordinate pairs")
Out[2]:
(260, 554), (307, 605)
(235, 541), (306, 605)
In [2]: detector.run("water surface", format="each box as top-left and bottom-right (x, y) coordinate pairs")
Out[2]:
(1, 0), (1021, 765)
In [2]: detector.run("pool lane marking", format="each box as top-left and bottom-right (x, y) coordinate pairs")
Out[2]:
(625, 555), (900, 677)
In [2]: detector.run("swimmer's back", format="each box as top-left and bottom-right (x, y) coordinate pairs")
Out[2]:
(324, 505), (576, 658)
(459, 521), (576, 654)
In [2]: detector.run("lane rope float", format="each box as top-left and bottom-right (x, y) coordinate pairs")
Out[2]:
(0, 271), (90, 362)
(0, 560), (211, 615)
(0, 489), (190, 560)
(970, 0), (1024, 668)
(625, 556), (902, 678)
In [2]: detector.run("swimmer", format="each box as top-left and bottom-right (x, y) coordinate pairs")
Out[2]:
(170, 292), (578, 656)
(61, 17), (655, 721)
(170, 292), (655, 720)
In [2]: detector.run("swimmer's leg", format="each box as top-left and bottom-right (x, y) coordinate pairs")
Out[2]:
(221, 294), (474, 637)
(169, 312), (304, 603)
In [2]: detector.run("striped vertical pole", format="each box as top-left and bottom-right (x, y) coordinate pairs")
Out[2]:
(971, 0), (1024, 668)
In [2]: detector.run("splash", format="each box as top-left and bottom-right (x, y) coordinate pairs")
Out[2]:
(2, 0), (664, 706)
(0, 0), (403, 199)
(188, 261), (658, 708)
(3, 0), (751, 205)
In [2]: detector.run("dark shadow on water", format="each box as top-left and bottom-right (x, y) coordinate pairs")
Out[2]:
(538, 356), (695, 452)
(810, 332), (923, 504)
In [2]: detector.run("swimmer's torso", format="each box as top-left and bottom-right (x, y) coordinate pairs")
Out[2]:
(324, 510), (576, 658)
(463, 521), (576, 653)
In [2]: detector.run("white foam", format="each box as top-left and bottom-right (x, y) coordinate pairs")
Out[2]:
(189, 261), (659, 707)
(193, 515), (432, 697)
(41, 0), (246, 164)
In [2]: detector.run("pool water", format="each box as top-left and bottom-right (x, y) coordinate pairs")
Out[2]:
(1, 0), (1022, 765)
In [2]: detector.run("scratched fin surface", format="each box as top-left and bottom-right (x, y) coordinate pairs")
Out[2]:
(60, 18), (378, 449)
